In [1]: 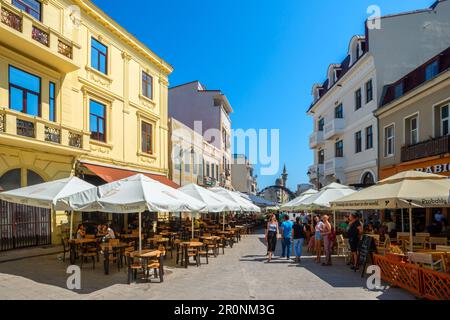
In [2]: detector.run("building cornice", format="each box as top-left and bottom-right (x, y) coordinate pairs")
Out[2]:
(73, 0), (173, 76)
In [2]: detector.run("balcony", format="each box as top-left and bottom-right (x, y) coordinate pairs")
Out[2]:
(308, 164), (324, 177)
(324, 158), (345, 176)
(309, 131), (324, 149)
(200, 176), (218, 187)
(323, 119), (345, 140)
(0, 1), (81, 73)
(0, 107), (90, 156)
(401, 135), (450, 163)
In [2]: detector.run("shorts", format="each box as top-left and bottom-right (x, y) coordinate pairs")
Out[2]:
(349, 238), (359, 252)
(314, 232), (322, 241)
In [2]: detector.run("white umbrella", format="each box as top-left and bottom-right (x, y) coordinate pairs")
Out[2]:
(331, 170), (450, 252)
(180, 184), (241, 236)
(294, 183), (355, 211)
(62, 174), (206, 252)
(281, 189), (318, 211)
(209, 187), (261, 213)
(0, 177), (96, 240)
(293, 183), (356, 230)
(179, 184), (241, 212)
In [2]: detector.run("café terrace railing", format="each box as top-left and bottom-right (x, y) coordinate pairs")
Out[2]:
(401, 135), (450, 163)
(0, 108), (88, 151)
(373, 254), (450, 300)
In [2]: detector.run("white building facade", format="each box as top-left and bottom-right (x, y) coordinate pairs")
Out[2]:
(169, 81), (233, 189)
(308, 36), (378, 188)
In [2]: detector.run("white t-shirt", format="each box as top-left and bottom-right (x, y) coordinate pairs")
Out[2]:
(107, 227), (115, 239)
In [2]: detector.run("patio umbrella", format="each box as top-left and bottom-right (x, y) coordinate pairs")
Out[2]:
(331, 170), (450, 252)
(293, 183), (356, 230)
(293, 183), (355, 211)
(209, 187), (261, 213)
(62, 174), (206, 252)
(179, 184), (241, 237)
(0, 177), (97, 240)
(280, 189), (318, 211)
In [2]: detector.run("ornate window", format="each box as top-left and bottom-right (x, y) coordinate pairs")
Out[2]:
(89, 100), (106, 142)
(9, 66), (41, 117)
(91, 38), (108, 74)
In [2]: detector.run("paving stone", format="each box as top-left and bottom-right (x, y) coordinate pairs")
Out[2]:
(0, 231), (414, 300)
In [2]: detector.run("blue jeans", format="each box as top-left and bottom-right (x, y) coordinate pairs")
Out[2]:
(293, 238), (305, 257)
(281, 238), (292, 258)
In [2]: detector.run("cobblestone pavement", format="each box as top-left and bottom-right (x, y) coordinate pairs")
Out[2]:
(0, 231), (414, 300)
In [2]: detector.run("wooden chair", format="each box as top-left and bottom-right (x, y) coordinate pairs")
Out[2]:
(217, 236), (226, 255)
(145, 251), (162, 283)
(205, 238), (218, 257)
(408, 252), (443, 271)
(175, 240), (184, 265)
(126, 253), (144, 284)
(80, 244), (97, 269)
(197, 242), (209, 265)
(123, 241), (135, 266)
(416, 232), (430, 240)
(335, 235), (350, 263)
(61, 237), (70, 262)
(376, 235), (391, 255)
(427, 237), (448, 249)
(396, 232), (410, 247)
(404, 236), (427, 251)
(436, 245), (450, 252)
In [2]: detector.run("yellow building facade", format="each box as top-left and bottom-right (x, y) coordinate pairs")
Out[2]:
(0, 0), (172, 246)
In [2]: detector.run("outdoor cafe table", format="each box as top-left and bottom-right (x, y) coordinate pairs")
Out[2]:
(100, 242), (129, 275)
(181, 241), (203, 268)
(68, 238), (97, 264)
(147, 237), (170, 249)
(130, 249), (164, 282)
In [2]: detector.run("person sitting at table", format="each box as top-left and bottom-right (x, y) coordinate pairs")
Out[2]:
(76, 224), (86, 239)
(194, 218), (200, 229)
(105, 224), (116, 240)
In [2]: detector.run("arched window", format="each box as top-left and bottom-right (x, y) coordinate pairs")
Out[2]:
(362, 172), (375, 186)
(0, 169), (44, 191)
(0, 169), (21, 191)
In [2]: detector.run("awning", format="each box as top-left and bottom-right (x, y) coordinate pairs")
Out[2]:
(82, 163), (179, 189)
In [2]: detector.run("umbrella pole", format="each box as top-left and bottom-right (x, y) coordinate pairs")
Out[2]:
(401, 209), (404, 232)
(69, 210), (74, 240)
(409, 207), (413, 252)
(223, 212), (226, 232)
(139, 211), (142, 254)
(333, 210), (336, 230)
(192, 215), (194, 239)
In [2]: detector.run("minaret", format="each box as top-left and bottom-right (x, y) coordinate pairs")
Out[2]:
(281, 164), (288, 187)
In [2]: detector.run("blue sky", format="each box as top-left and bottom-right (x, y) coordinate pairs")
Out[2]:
(92, 0), (433, 191)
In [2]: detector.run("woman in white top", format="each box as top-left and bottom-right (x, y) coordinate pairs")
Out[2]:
(314, 215), (324, 263)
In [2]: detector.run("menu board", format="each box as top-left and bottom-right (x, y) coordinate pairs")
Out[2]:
(359, 235), (377, 277)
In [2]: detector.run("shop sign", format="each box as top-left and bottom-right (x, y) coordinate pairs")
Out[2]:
(414, 163), (450, 175)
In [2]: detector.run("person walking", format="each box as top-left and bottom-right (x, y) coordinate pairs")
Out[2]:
(321, 215), (332, 266)
(265, 214), (280, 262)
(293, 217), (307, 263)
(348, 212), (363, 271)
(280, 215), (294, 260)
(314, 215), (324, 263)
